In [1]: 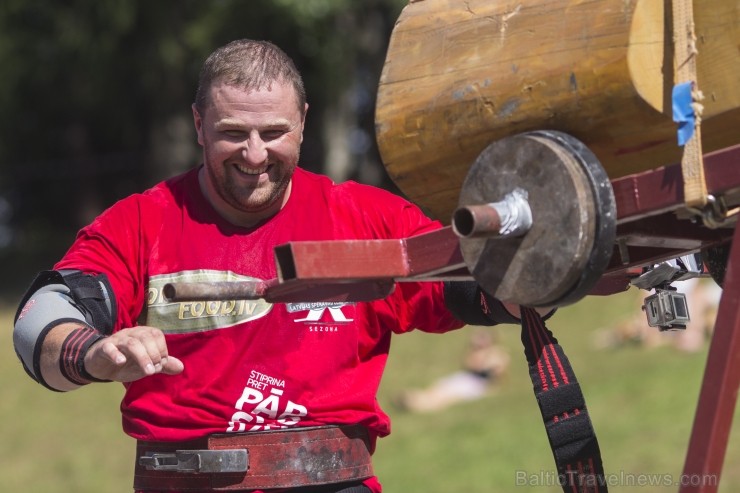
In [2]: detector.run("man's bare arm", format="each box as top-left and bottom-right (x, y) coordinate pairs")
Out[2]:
(38, 322), (184, 391)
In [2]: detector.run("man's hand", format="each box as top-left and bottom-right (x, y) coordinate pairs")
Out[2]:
(84, 326), (184, 382)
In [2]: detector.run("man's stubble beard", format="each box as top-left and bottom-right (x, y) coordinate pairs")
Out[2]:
(203, 144), (297, 215)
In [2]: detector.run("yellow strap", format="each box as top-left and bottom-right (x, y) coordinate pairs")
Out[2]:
(672, 0), (707, 209)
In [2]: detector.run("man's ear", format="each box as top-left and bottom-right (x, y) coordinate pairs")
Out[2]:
(300, 103), (308, 144)
(192, 103), (205, 146)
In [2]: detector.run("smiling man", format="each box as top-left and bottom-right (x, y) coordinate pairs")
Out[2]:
(193, 42), (307, 227)
(12, 39), (536, 493)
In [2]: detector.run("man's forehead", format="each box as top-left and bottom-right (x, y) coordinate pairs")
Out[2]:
(204, 82), (298, 114)
(209, 80), (297, 101)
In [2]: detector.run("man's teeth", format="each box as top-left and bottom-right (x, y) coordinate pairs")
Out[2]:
(236, 164), (268, 175)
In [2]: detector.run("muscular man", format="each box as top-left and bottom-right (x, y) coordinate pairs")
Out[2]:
(13, 39), (538, 493)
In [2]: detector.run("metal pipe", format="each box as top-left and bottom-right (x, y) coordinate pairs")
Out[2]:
(163, 280), (275, 301)
(452, 204), (503, 238)
(452, 188), (533, 239)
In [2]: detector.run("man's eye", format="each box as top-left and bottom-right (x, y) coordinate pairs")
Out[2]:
(224, 130), (245, 138)
(261, 130), (285, 141)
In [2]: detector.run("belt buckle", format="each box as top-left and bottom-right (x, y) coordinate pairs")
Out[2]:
(139, 449), (249, 474)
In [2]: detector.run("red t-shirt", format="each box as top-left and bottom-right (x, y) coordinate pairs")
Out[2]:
(56, 167), (463, 491)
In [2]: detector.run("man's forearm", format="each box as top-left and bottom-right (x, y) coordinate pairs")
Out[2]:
(39, 322), (89, 392)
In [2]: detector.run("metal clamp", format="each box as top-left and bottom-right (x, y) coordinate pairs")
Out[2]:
(687, 194), (740, 229)
(139, 449), (248, 474)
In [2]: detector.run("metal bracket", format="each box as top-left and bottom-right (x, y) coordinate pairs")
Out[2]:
(686, 194), (740, 229)
(630, 254), (704, 290)
(139, 449), (248, 474)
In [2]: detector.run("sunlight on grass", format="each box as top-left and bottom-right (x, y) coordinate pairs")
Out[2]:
(0, 306), (133, 493)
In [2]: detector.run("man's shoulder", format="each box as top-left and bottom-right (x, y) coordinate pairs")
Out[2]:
(293, 167), (439, 237)
(128, 167), (198, 209)
(146, 167), (197, 198)
(92, 168), (196, 226)
(295, 167), (410, 208)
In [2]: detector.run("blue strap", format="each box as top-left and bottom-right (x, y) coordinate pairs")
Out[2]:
(672, 81), (695, 146)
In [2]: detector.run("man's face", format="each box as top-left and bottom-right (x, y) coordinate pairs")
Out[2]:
(193, 81), (307, 226)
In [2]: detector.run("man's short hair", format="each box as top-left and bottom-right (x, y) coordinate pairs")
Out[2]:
(194, 39), (306, 115)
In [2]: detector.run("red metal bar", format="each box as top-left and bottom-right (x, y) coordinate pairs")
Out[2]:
(273, 227), (468, 283)
(274, 239), (408, 281)
(612, 144), (740, 222)
(403, 227), (466, 280)
(705, 143), (740, 197)
(679, 224), (740, 493)
(589, 145), (740, 296)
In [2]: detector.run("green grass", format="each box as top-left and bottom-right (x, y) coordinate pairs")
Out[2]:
(2, 290), (739, 492)
(0, 304), (132, 492)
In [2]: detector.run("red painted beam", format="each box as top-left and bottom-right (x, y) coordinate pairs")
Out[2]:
(589, 145), (740, 296)
(274, 239), (409, 281)
(273, 227), (467, 283)
(612, 144), (740, 223)
(679, 222), (740, 493)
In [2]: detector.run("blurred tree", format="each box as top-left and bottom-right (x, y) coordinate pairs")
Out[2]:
(0, 0), (406, 298)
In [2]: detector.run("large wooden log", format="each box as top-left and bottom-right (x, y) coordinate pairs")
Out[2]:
(375, 0), (740, 222)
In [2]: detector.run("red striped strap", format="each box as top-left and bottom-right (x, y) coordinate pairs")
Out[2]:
(59, 326), (109, 385)
(520, 307), (607, 493)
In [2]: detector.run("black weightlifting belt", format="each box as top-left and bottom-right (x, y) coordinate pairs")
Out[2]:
(134, 425), (373, 491)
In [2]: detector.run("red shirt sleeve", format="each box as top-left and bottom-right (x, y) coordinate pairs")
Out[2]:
(54, 193), (157, 331)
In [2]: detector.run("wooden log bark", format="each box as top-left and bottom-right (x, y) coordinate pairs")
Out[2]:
(375, 0), (740, 222)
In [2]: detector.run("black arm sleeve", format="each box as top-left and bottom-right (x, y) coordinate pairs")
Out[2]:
(443, 281), (522, 326)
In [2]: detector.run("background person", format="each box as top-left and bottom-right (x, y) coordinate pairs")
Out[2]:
(394, 329), (511, 413)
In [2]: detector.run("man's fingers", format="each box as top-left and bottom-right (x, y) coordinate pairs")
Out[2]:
(99, 340), (127, 366)
(162, 356), (185, 375)
(87, 326), (182, 381)
(136, 331), (168, 372)
(121, 337), (161, 375)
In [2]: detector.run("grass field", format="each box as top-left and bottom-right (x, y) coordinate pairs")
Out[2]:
(2, 289), (739, 493)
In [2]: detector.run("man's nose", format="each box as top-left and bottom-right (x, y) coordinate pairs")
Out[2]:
(242, 134), (268, 163)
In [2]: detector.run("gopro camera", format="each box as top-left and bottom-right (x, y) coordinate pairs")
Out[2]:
(642, 288), (690, 331)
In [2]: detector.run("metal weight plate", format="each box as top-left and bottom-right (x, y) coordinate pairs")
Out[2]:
(457, 131), (616, 307)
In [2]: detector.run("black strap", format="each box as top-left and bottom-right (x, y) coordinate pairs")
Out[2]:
(520, 307), (608, 493)
(444, 281), (521, 326)
(61, 271), (116, 334)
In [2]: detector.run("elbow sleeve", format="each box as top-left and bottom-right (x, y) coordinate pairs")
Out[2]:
(13, 270), (116, 388)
